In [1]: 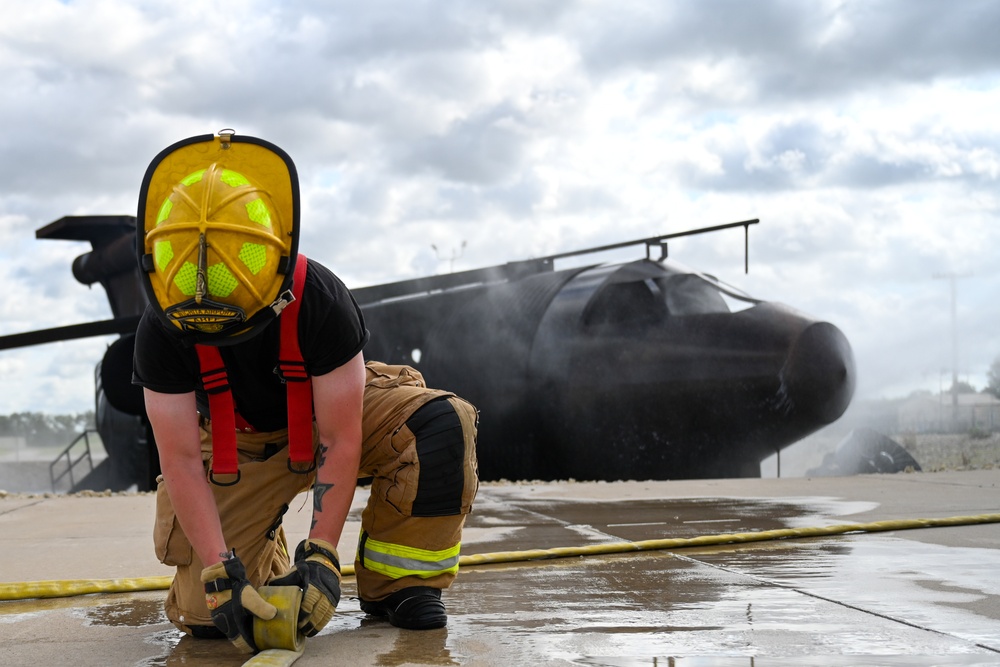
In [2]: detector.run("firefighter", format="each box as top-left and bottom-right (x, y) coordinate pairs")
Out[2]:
(132, 131), (478, 652)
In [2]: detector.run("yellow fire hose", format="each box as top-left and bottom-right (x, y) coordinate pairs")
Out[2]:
(2, 512), (999, 602)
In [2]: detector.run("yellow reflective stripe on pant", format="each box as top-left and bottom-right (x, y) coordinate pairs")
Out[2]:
(362, 536), (461, 579)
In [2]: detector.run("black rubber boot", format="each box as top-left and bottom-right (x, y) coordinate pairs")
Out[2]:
(360, 586), (447, 630)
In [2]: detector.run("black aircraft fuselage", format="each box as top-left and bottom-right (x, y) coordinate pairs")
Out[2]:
(1, 216), (855, 489)
(357, 252), (853, 481)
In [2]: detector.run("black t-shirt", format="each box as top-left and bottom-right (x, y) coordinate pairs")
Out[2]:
(132, 258), (369, 432)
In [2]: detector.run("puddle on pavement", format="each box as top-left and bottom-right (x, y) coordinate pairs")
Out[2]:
(0, 595), (99, 619)
(463, 496), (877, 554)
(138, 631), (249, 667)
(370, 627), (459, 666)
(82, 597), (166, 627)
(692, 536), (1000, 650)
(0, 591), (171, 629)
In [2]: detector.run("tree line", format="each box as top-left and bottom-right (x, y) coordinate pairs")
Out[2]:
(989, 357), (1000, 399)
(942, 358), (1000, 398)
(0, 412), (95, 446)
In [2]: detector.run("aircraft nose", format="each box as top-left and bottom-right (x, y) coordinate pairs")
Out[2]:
(779, 321), (856, 424)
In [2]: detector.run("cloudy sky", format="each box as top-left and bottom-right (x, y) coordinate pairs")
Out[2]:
(1, 0), (998, 416)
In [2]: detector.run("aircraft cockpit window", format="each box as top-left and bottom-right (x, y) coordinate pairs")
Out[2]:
(716, 290), (757, 313)
(583, 278), (667, 327)
(582, 271), (758, 327)
(659, 274), (732, 315)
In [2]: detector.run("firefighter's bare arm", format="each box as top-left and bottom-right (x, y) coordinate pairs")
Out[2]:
(309, 350), (365, 544)
(144, 388), (228, 566)
(269, 350), (364, 636)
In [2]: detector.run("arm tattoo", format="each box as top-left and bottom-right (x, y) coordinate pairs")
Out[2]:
(311, 481), (335, 530)
(316, 442), (329, 468)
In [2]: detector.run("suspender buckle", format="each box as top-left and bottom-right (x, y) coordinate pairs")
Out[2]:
(209, 469), (242, 486)
(269, 289), (295, 317)
(276, 360), (309, 383)
(287, 458), (317, 475)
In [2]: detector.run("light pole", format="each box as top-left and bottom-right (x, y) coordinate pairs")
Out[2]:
(933, 272), (971, 430)
(431, 241), (467, 273)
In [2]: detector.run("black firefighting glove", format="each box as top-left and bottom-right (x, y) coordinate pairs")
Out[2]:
(201, 553), (278, 653)
(269, 538), (342, 636)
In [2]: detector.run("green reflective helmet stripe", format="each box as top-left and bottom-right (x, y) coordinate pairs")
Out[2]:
(239, 243), (268, 274)
(181, 170), (206, 186)
(175, 262), (198, 296)
(207, 263), (238, 297)
(220, 169), (250, 187)
(174, 261), (240, 297)
(245, 198), (272, 227)
(154, 241), (174, 272)
(156, 199), (173, 225)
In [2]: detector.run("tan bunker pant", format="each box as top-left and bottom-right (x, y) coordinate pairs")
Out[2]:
(153, 362), (479, 634)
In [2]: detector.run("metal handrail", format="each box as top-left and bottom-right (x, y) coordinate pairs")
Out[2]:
(49, 430), (98, 493)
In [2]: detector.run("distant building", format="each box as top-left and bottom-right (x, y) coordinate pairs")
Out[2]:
(897, 392), (1000, 433)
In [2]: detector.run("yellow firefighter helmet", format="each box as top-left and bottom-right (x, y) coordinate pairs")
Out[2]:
(137, 130), (300, 344)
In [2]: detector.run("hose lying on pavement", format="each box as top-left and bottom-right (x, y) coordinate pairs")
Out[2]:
(3, 512), (1000, 602)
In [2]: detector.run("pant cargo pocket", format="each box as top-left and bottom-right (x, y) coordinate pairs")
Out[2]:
(153, 476), (192, 567)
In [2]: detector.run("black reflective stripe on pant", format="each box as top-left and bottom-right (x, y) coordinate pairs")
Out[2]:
(407, 397), (465, 517)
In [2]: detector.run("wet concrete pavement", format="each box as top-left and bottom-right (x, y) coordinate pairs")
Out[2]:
(2, 469), (1000, 666)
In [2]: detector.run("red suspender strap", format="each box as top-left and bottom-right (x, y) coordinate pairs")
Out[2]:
(194, 255), (313, 482)
(279, 255), (315, 471)
(195, 345), (239, 477)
